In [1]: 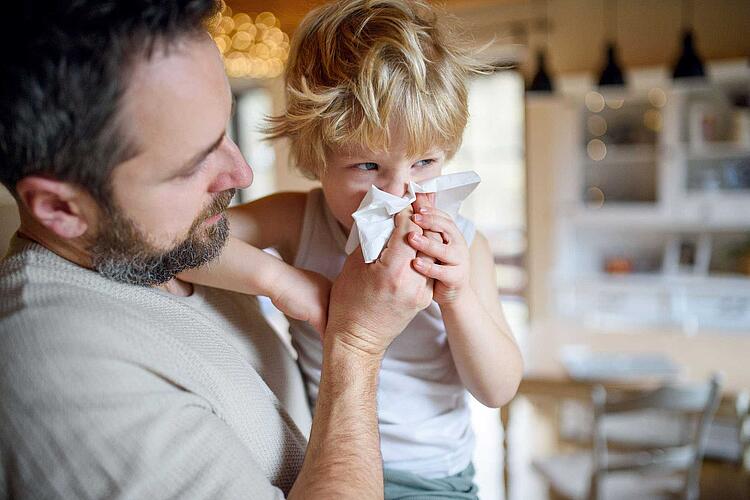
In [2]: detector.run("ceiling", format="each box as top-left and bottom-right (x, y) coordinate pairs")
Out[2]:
(226, 0), (523, 34)
(226, 0), (750, 76)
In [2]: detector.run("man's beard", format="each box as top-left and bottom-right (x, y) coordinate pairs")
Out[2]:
(88, 189), (235, 286)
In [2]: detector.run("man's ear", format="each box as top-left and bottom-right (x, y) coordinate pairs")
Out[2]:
(15, 177), (93, 239)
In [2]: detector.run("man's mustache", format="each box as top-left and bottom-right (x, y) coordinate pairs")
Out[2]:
(201, 188), (236, 222)
(187, 188), (236, 235)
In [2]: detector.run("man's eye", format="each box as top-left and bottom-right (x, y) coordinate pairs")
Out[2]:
(355, 162), (378, 171)
(413, 159), (435, 168)
(179, 162), (205, 179)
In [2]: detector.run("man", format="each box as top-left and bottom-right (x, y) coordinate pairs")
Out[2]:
(0, 1), (433, 498)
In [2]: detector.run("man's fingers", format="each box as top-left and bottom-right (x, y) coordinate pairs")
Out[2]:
(394, 206), (417, 231)
(379, 209), (419, 265)
(393, 208), (421, 246)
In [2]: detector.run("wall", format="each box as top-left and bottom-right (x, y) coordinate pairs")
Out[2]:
(449, 0), (750, 77)
(229, 77), (320, 195)
(525, 96), (578, 321)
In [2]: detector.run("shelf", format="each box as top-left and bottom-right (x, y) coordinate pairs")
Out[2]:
(684, 190), (750, 201)
(572, 217), (750, 231)
(562, 196), (750, 231)
(570, 273), (750, 293)
(566, 204), (667, 228)
(566, 209), (750, 230)
(582, 143), (658, 164)
(549, 75), (750, 334)
(685, 141), (750, 160)
(556, 274), (750, 332)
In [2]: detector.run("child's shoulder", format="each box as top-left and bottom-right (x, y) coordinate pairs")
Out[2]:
(246, 191), (310, 219)
(233, 191), (311, 260)
(454, 213), (477, 246)
(256, 190), (309, 206)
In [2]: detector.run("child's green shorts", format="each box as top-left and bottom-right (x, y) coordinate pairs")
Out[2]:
(383, 463), (479, 500)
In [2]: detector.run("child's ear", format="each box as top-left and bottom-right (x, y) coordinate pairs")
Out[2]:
(15, 176), (94, 239)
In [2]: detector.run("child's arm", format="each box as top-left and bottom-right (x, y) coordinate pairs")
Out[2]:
(180, 192), (331, 335)
(226, 192), (307, 264)
(181, 237), (330, 335)
(407, 195), (523, 408)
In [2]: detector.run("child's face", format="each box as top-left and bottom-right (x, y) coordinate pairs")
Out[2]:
(320, 137), (446, 231)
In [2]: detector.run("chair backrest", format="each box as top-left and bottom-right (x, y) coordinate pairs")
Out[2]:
(588, 373), (723, 500)
(737, 391), (750, 471)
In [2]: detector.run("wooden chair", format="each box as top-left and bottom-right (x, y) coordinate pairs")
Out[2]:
(533, 374), (723, 500)
(737, 391), (750, 471)
(737, 391), (750, 496)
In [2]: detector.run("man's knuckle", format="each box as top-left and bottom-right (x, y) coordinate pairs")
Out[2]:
(419, 293), (432, 309)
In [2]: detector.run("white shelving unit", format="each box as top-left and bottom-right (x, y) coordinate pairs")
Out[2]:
(540, 61), (750, 334)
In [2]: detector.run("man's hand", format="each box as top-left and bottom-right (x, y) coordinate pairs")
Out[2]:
(271, 268), (331, 337)
(326, 208), (434, 356)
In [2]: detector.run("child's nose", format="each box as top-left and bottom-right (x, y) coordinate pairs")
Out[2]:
(378, 174), (410, 197)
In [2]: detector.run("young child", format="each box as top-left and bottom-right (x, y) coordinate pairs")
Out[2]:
(186, 0), (523, 496)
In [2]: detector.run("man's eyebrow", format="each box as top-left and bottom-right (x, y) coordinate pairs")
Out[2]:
(177, 132), (225, 175)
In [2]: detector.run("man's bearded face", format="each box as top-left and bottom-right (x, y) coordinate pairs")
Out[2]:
(88, 189), (235, 286)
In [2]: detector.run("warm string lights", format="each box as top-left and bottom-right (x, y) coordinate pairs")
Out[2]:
(584, 89), (666, 163)
(207, 1), (290, 79)
(583, 88), (668, 209)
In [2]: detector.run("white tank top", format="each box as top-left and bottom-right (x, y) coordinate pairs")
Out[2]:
(289, 188), (476, 478)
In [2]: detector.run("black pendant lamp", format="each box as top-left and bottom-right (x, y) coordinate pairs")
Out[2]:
(673, 0), (705, 80)
(597, 0), (625, 88)
(529, 50), (554, 92)
(598, 42), (626, 87)
(672, 31), (705, 79)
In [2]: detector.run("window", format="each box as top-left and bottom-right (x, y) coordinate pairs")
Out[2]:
(230, 87), (277, 203)
(450, 70), (527, 300)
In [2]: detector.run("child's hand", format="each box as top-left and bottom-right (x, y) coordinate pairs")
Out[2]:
(408, 194), (472, 306)
(271, 268), (331, 338)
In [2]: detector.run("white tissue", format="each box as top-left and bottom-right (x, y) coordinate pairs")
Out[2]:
(345, 171), (481, 263)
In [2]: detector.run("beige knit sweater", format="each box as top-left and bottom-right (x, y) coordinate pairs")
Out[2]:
(0, 236), (311, 499)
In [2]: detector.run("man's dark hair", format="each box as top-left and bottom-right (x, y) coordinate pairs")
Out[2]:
(0, 0), (219, 203)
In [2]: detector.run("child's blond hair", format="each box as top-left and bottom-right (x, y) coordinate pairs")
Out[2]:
(266, 0), (485, 179)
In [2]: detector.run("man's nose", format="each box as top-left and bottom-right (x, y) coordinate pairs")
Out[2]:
(208, 137), (253, 193)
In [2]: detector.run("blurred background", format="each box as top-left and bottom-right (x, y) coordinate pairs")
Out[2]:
(1, 1), (749, 499)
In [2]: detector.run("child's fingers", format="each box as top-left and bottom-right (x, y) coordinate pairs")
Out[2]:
(410, 196), (440, 264)
(415, 205), (454, 223)
(412, 192), (435, 215)
(417, 227), (441, 263)
(408, 231), (460, 265)
(411, 210), (462, 245)
(412, 257), (459, 284)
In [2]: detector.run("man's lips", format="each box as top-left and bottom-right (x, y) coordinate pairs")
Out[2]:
(203, 212), (223, 225)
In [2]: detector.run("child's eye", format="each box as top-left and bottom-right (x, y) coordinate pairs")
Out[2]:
(354, 162), (378, 171)
(413, 159), (435, 168)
